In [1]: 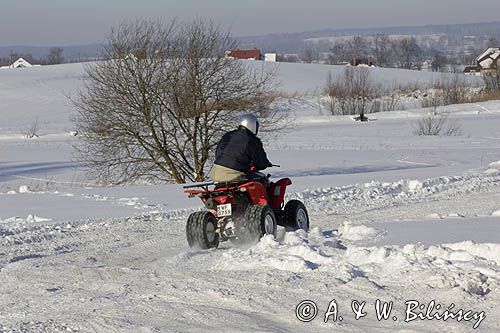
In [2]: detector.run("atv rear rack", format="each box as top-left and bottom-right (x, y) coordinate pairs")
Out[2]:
(182, 182), (214, 191)
(183, 180), (254, 196)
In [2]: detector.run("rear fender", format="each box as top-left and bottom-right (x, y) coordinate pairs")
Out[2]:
(242, 182), (268, 205)
(269, 178), (292, 209)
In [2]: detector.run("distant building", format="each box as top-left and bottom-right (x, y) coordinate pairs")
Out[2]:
(0, 57), (41, 69)
(421, 59), (433, 72)
(464, 47), (500, 76)
(351, 56), (374, 67)
(8, 58), (32, 68)
(264, 53), (277, 62)
(225, 48), (261, 60)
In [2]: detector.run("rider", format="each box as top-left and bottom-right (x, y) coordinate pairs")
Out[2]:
(210, 114), (273, 183)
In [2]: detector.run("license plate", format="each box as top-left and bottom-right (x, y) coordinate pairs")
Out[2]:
(217, 203), (232, 217)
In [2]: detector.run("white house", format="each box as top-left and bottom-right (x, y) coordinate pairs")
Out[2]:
(0, 57), (41, 69)
(264, 53), (277, 62)
(464, 47), (500, 76)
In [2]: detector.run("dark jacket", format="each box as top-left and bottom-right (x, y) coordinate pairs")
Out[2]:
(214, 126), (272, 173)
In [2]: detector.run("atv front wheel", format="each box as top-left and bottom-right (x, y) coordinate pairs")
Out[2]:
(186, 211), (219, 249)
(236, 204), (277, 244)
(284, 200), (309, 231)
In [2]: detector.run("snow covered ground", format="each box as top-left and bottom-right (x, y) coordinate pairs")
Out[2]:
(0, 62), (499, 332)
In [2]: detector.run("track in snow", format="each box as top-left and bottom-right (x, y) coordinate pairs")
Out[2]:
(1, 169), (500, 332)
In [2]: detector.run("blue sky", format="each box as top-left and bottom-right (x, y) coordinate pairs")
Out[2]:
(1, 0), (499, 45)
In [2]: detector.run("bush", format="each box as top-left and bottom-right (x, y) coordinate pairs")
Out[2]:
(324, 67), (379, 115)
(24, 119), (39, 139)
(469, 89), (500, 102)
(421, 75), (467, 107)
(413, 111), (462, 136)
(483, 68), (500, 92)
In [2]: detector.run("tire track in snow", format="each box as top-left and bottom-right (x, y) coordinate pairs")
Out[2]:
(151, 170), (500, 223)
(1, 170), (500, 332)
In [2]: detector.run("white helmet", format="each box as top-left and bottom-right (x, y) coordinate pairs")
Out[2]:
(239, 113), (259, 135)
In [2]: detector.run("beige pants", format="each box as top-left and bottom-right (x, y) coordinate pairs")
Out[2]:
(210, 164), (245, 182)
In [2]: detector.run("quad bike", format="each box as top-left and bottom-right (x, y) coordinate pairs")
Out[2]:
(183, 168), (309, 249)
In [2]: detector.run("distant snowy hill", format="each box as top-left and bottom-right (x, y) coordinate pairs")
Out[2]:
(238, 21), (500, 53)
(0, 61), (482, 135)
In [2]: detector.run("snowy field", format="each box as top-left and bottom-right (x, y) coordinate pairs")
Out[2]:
(0, 62), (500, 332)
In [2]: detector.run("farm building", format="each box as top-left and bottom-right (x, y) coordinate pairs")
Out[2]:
(464, 47), (500, 75)
(224, 48), (261, 60)
(0, 57), (41, 69)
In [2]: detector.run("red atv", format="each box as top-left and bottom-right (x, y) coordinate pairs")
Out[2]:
(183, 170), (309, 249)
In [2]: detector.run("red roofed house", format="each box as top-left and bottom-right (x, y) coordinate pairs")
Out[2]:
(225, 48), (261, 60)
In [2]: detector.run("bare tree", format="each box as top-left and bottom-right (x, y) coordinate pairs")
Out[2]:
(302, 48), (313, 63)
(328, 41), (349, 64)
(72, 19), (280, 184)
(349, 36), (367, 62)
(486, 36), (499, 49)
(431, 51), (448, 72)
(465, 46), (480, 65)
(324, 72), (343, 115)
(372, 34), (390, 66)
(47, 47), (64, 65)
(398, 37), (421, 69)
(276, 53), (299, 62)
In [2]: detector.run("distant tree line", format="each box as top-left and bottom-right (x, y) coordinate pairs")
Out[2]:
(284, 34), (499, 73)
(238, 21), (500, 55)
(0, 47), (64, 66)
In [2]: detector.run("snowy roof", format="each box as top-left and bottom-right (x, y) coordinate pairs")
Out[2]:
(474, 48), (500, 70)
(225, 49), (261, 60)
(0, 57), (43, 69)
(477, 47), (500, 62)
(479, 58), (493, 68)
(10, 57), (32, 68)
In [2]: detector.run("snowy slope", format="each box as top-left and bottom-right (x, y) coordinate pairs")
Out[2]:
(0, 61), (483, 134)
(0, 62), (499, 332)
(262, 61), (483, 93)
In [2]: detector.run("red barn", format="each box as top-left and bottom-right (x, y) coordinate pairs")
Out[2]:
(225, 48), (261, 60)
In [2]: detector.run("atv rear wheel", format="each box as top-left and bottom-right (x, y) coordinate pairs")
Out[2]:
(236, 204), (277, 244)
(186, 211), (219, 249)
(284, 200), (309, 231)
